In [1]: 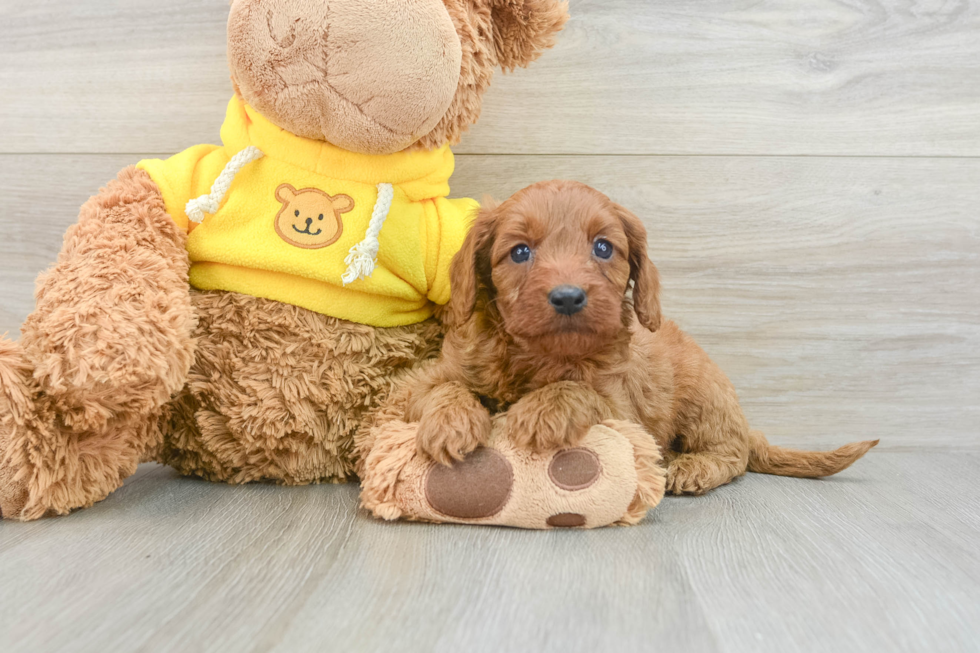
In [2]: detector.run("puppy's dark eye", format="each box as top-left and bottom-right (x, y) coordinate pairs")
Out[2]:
(593, 239), (613, 259)
(295, 210), (300, 217)
(511, 244), (532, 263)
(318, 214), (324, 221)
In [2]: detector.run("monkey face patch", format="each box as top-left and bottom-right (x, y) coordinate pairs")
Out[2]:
(274, 184), (354, 249)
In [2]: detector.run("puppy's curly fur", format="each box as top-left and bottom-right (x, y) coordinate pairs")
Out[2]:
(409, 181), (877, 495)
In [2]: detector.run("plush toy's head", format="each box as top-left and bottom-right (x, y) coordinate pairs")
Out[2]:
(227, 0), (569, 154)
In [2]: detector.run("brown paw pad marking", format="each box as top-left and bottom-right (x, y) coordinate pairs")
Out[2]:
(549, 448), (601, 491)
(547, 513), (586, 528)
(425, 447), (514, 519)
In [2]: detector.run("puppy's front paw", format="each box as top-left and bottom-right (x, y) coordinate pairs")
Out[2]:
(417, 406), (492, 467)
(665, 454), (724, 496)
(505, 398), (590, 453)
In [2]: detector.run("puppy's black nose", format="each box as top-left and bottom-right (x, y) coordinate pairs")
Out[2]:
(549, 285), (587, 315)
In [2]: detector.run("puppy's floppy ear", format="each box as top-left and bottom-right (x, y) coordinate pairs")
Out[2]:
(614, 203), (662, 332)
(489, 0), (570, 71)
(448, 202), (500, 327)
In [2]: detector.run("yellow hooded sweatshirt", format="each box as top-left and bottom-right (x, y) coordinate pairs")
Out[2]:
(137, 97), (477, 327)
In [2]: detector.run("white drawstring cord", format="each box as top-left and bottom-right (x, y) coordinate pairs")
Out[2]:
(184, 146), (265, 224)
(342, 183), (393, 285)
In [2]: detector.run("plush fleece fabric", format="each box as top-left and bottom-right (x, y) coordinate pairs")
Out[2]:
(137, 97), (478, 327)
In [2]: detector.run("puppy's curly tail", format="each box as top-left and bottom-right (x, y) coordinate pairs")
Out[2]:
(747, 430), (878, 478)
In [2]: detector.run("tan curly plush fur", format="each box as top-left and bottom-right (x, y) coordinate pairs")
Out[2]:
(158, 291), (442, 485)
(0, 167), (192, 520)
(414, 0), (568, 151)
(0, 0), (570, 521)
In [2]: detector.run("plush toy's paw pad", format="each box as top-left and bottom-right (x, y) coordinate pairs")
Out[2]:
(546, 512), (587, 528)
(425, 447), (513, 519)
(548, 448), (601, 491)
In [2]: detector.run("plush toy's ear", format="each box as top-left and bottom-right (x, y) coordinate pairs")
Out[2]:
(448, 203), (500, 327)
(489, 0), (570, 71)
(613, 203), (662, 332)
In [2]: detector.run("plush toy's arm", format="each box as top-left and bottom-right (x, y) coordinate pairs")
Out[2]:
(20, 166), (196, 432)
(504, 381), (616, 452)
(0, 166), (196, 519)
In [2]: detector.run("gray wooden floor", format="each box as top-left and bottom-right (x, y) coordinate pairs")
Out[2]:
(1, 454), (978, 653)
(1, 0), (979, 651)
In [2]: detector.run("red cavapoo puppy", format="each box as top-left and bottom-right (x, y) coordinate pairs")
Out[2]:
(407, 180), (876, 494)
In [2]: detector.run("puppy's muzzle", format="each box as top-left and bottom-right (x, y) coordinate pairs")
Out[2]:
(549, 285), (587, 316)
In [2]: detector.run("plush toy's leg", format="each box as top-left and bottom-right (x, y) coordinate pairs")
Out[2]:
(0, 340), (35, 517)
(358, 417), (666, 529)
(156, 290), (444, 487)
(0, 167), (195, 520)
